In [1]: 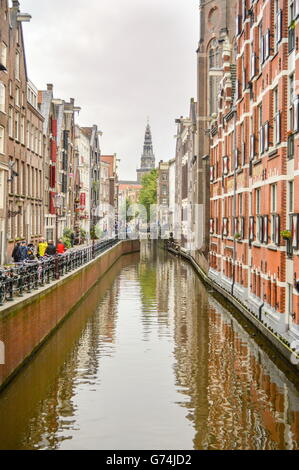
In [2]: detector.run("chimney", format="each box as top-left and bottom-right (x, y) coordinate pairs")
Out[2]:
(47, 83), (53, 91)
(70, 98), (75, 105)
(12, 1), (20, 9)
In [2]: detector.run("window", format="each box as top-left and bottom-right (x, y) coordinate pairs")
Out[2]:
(274, 1), (282, 51)
(289, 0), (296, 52)
(0, 170), (4, 209)
(15, 51), (20, 80)
(239, 193), (243, 216)
(14, 111), (19, 141)
(0, 126), (4, 154)
(27, 121), (30, 148)
(0, 82), (5, 113)
(259, 23), (264, 69)
(20, 115), (25, 144)
(15, 87), (20, 107)
(258, 104), (264, 154)
(8, 107), (13, 137)
(256, 188), (261, 215)
(274, 87), (280, 144)
(0, 42), (7, 68)
(271, 184), (277, 213)
(208, 39), (222, 116)
(289, 180), (294, 213)
(209, 39), (221, 69)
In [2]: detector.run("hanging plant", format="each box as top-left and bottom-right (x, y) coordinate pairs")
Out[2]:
(281, 230), (292, 240)
(234, 232), (241, 240)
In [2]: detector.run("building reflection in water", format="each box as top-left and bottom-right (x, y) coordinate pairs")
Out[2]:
(148, 243), (299, 450)
(0, 243), (298, 450)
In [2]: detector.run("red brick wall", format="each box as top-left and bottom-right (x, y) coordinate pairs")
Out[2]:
(0, 240), (140, 389)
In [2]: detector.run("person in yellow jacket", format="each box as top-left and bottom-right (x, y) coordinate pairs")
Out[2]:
(38, 238), (48, 257)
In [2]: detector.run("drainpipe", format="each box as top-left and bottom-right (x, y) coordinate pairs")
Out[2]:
(232, 107), (237, 297)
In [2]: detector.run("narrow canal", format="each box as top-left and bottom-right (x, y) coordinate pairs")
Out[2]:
(0, 243), (298, 450)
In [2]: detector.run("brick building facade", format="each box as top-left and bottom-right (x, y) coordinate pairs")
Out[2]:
(209, 0), (299, 341)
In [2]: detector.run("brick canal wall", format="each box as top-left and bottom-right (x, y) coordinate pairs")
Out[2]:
(0, 240), (140, 391)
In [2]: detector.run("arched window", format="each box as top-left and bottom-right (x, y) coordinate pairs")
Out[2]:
(208, 39), (221, 70)
(208, 39), (222, 116)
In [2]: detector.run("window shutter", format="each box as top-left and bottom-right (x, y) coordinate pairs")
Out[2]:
(263, 215), (268, 243)
(249, 216), (255, 241)
(211, 218), (214, 234)
(277, 10), (282, 43)
(50, 165), (56, 188)
(264, 122), (269, 151)
(223, 156), (229, 175)
(251, 53), (256, 79)
(51, 140), (57, 162)
(275, 112), (281, 144)
(240, 217), (245, 239)
(236, 15), (241, 36)
(264, 30), (270, 59)
(242, 0), (246, 22)
(234, 149), (239, 169)
(250, 134), (255, 160)
(234, 217), (239, 235)
(258, 216), (264, 243)
(292, 214), (299, 249)
(274, 214), (280, 245)
(242, 142), (246, 166)
(294, 97), (299, 132)
(210, 165), (214, 182)
(51, 118), (57, 138)
(259, 126), (264, 154)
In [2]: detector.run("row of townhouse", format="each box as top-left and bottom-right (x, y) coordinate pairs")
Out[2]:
(0, 1), (118, 264)
(208, 0), (299, 343)
(161, 0), (299, 345)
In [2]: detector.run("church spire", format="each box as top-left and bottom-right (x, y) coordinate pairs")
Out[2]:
(136, 120), (156, 183)
(143, 122), (154, 157)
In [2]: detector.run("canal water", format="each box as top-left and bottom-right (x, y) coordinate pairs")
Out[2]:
(0, 242), (298, 450)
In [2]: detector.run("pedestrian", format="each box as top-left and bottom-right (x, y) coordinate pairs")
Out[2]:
(70, 232), (75, 247)
(19, 241), (29, 261)
(27, 242), (36, 260)
(38, 238), (48, 258)
(56, 239), (66, 254)
(12, 241), (21, 263)
(45, 240), (56, 256)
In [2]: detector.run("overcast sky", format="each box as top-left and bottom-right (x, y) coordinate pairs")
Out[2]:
(20, 0), (198, 181)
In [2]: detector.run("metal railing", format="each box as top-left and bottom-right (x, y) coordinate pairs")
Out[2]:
(0, 238), (119, 307)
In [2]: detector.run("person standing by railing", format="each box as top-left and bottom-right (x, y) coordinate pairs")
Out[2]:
(56, 239), (66, 254)
(37, 238), (48, 258)
(12, 242), (21, 263)
(19, 242), (29, 262)
(45, 241), (56, 256)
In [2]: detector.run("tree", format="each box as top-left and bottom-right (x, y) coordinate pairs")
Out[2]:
(138, 169), (158, 218)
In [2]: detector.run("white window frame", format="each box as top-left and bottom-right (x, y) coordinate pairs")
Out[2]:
(0, 82), (5, 113)
(0, 126), (4, 154)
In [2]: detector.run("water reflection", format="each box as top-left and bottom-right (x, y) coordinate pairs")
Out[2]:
(0, 242), (298, 450)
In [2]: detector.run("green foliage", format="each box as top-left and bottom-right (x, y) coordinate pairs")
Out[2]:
(90, 225), (103, 240)
(138, 169), (158, 217)
(63, 227), (74, 239)
(80, 228), (87, 241)
(63, 227), (74, 248)
(62, 236), (72, 249)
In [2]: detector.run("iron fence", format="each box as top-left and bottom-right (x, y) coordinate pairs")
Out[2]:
(0, 238), (118, 307)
